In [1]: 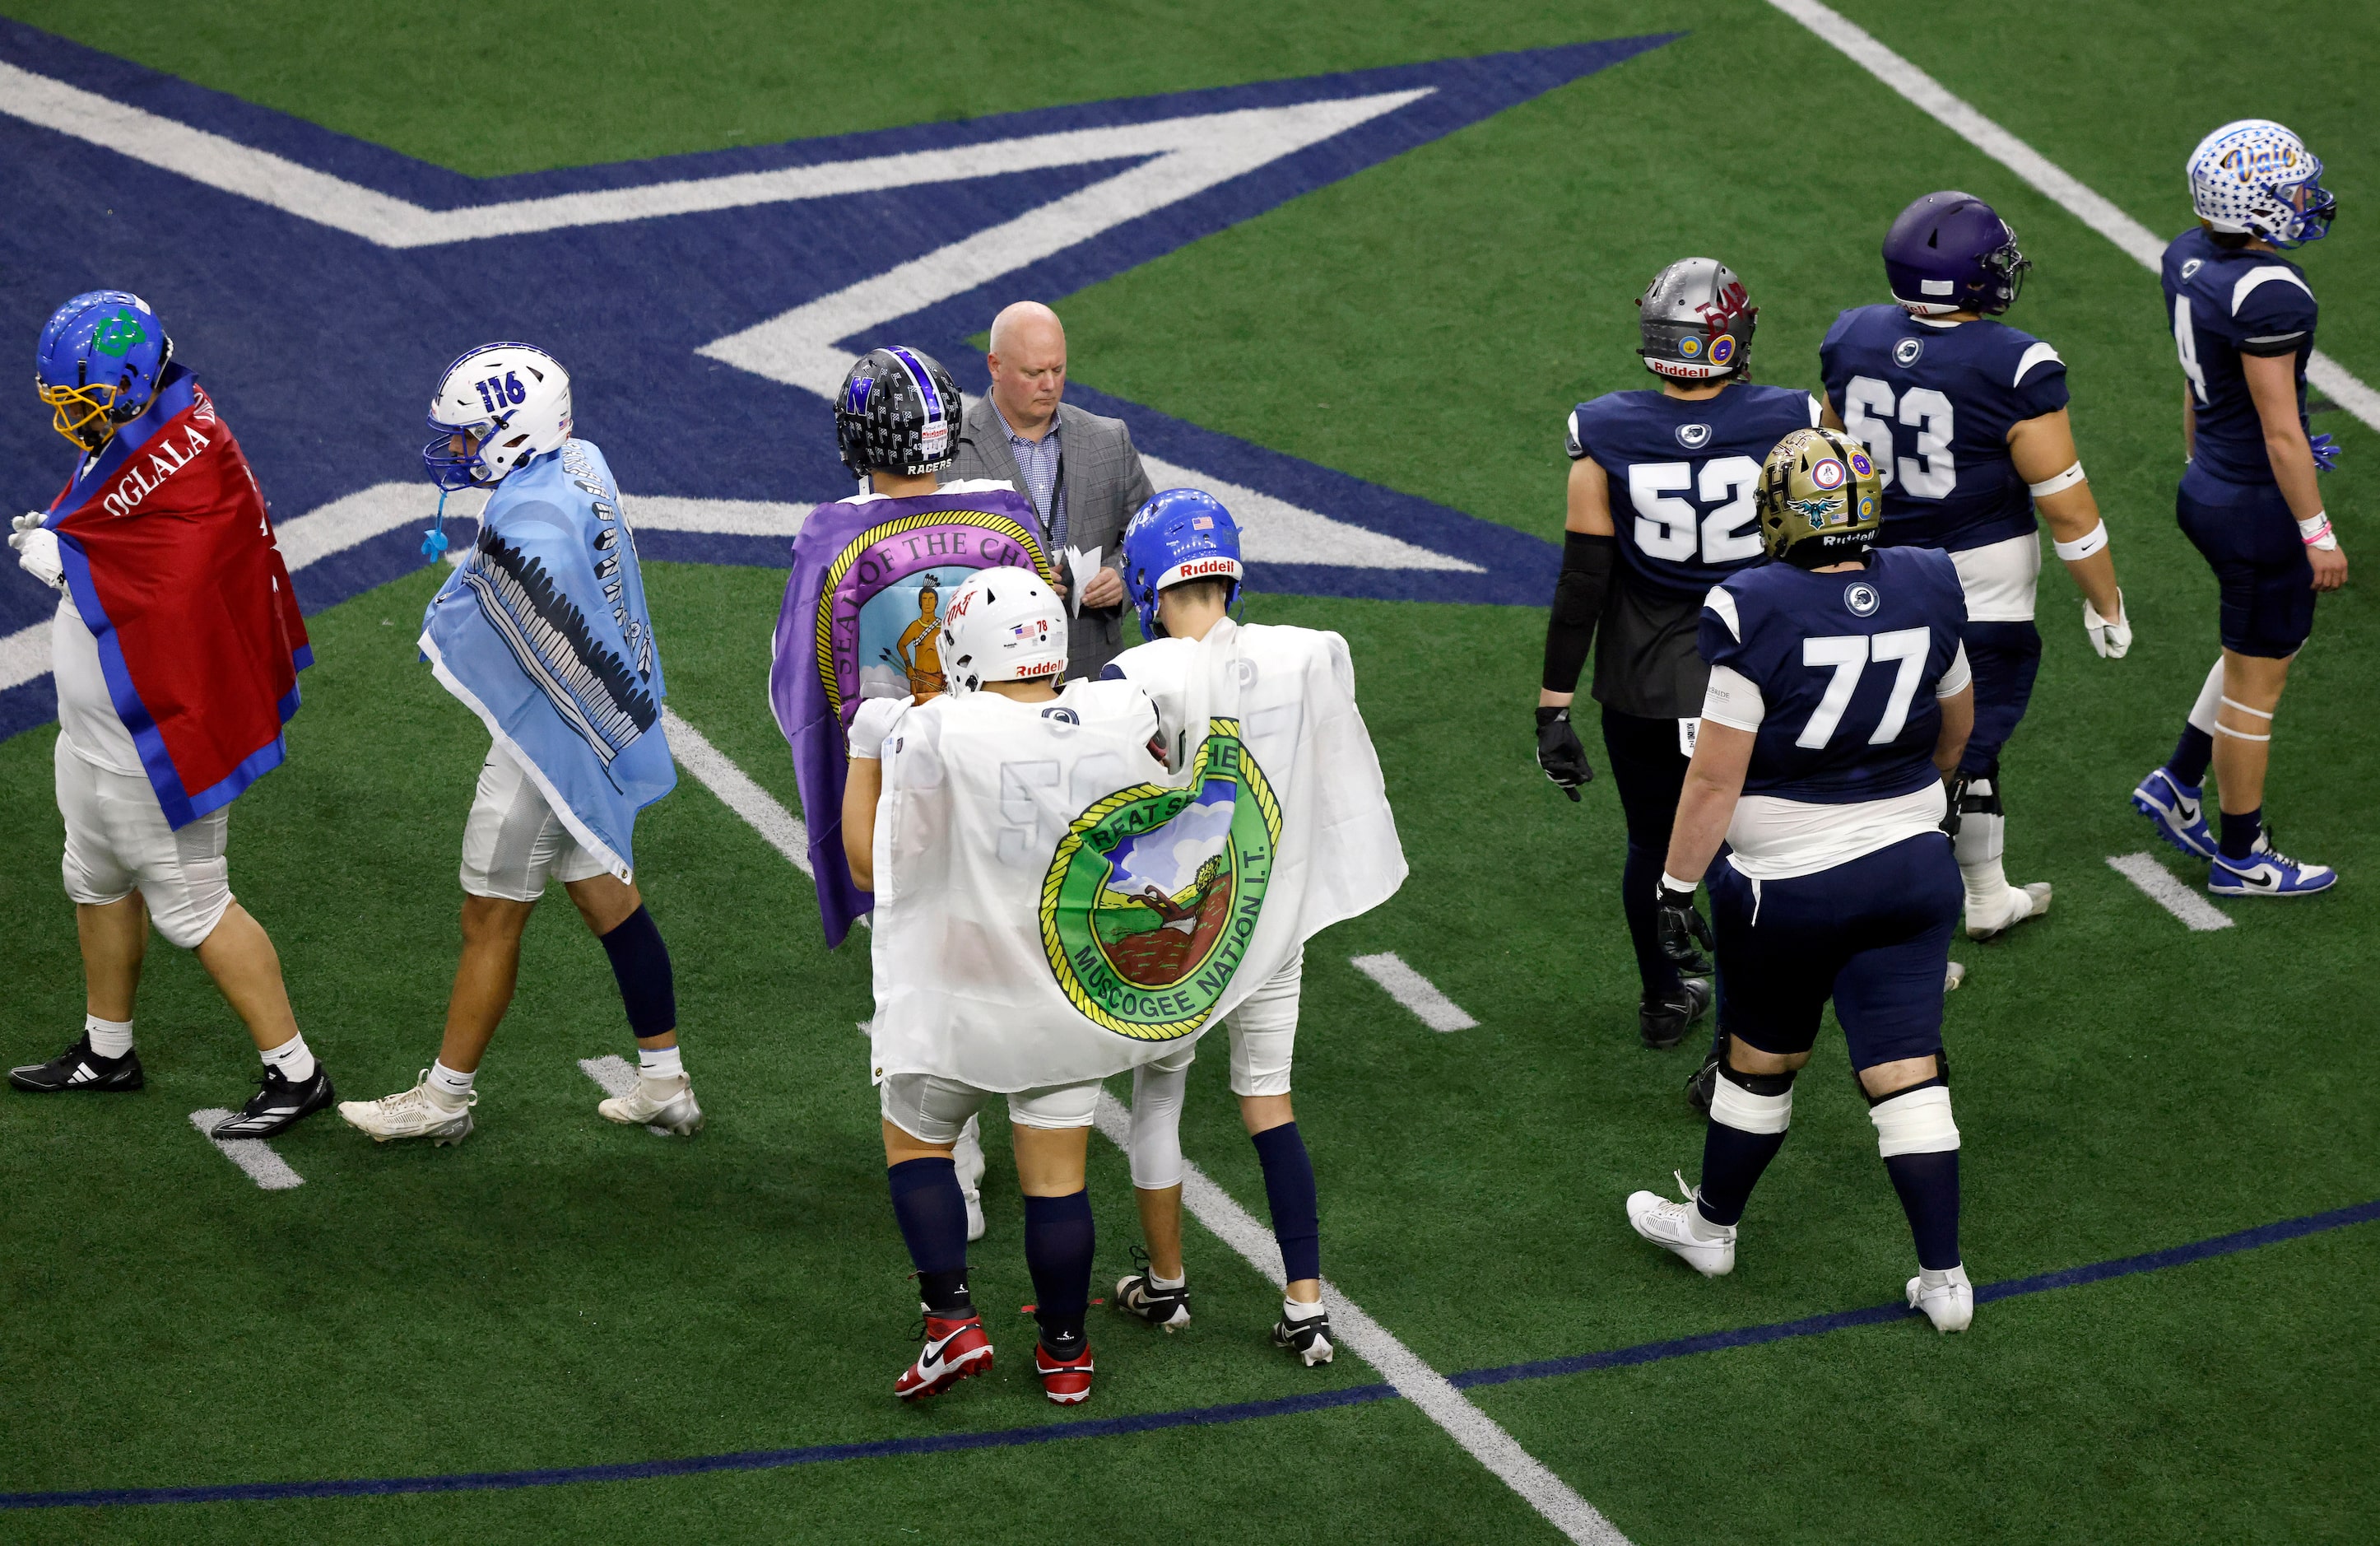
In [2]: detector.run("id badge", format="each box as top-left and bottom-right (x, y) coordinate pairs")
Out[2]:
(1677, 717), (1700, 757)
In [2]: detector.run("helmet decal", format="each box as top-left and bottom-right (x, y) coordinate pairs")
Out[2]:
(1759, 427), (1885, 569)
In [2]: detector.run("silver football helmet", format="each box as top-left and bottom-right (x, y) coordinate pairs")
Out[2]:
(1636, 258), (1757, 382)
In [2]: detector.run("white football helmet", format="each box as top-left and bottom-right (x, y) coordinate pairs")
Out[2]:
(938, 566), (1067, 696)
(2187, 119), (2336, 248)
(423, 342), (574, 488)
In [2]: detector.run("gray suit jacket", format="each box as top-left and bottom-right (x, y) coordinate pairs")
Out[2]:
(945, 393), (1155, 679)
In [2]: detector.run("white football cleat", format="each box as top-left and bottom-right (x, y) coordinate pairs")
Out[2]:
(1625, 1173), (1736, 1278)
(1907, 1264), (1975, 1333)
(1965, 881), (2051, 941)
(598, 1073), (703, 1135)
(339, 1071), (475, 1146)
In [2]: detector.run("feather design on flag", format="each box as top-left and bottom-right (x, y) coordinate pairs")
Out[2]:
(459, 528), (657, 765)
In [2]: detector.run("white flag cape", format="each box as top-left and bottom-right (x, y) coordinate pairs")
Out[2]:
(870, 623), (1405, 1092)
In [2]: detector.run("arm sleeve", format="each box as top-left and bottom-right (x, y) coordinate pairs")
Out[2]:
(1699, 663), (1766, 730)
(1541, 530), (1616, 692)
(1935, 641), (1972, 698)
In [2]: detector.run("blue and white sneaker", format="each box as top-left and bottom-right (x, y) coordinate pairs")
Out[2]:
(2208, 831), (2336, 897)
(2131, 767), (2215, 859)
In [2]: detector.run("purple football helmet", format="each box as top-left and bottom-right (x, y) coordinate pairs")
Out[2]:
(1881, 191), (2030, 316)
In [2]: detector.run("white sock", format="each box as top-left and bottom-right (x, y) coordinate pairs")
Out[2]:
(1686, 1204), (1733, 1242)
(1282, 1295), (1326, 1323)
(1149, 1269), (1187, 1291)
(260, 1031), (316, 1083)
(428, 1060), (475, 1103)
(639, 1044), (684, 1081)
(1919, 1264), (1966, 1291)
(84, 1013), (133, 1059)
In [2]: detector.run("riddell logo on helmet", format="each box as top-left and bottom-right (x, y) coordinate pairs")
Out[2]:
(1174, 559), (1237, 580)
(1017, 660), (1062, 678)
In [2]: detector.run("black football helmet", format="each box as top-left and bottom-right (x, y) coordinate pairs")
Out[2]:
(834, 346), (960, 476)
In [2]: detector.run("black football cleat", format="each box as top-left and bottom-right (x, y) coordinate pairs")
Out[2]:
(1639, 977), (1713, 1050)
(9, 1034), (144, 1093)
(1272, 1306), (1335, 1367)
(212, 1064), (335, 1139)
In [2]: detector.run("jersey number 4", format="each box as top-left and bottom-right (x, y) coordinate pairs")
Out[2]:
(1841, 378), (1956, 498)
(1626, 457), (1764, 565)
(2172, 298), (2211, 405)
(1795, 629), (1931, 749)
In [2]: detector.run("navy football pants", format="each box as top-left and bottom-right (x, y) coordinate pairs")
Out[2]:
(1708, 832), (1960, 1072)
(1958, 620), (2040, 779)
(1600, 707), (1717, 1002)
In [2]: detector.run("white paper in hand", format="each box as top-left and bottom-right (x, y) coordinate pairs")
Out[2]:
(1062, 546), (1102, 617)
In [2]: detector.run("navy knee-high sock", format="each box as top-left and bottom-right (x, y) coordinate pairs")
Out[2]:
(597, 905), (676, 1039)
(1251, 1123), (1322, 1283)
(1023, 1190), (1095, 1353)
(2167, 724), (2214, 788)
(1695, 1118), (1786, 1227)
(887, 1157), (971, 1315)
(1621, 841), (1683, 1001)
(1883, 1150), (1962, 1270)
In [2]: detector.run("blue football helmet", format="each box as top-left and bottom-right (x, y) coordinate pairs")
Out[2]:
(35, 291), (174, 452)
(1122, 488), (1243, 638)
(1881, 191), (2029, 316)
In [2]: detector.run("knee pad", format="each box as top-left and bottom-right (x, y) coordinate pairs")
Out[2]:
(1709, 1061), (1794, 1135)
(2186, 655), (2226, 737)
(1128, 1059), (1190, 1190)
(1869, 1065), (1959, 1157)
(1951, 766), (2005, 868)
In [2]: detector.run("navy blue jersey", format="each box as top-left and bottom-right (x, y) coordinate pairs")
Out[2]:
(1566, 383), (1821, 599)
(1700, 546), (1968, 805)
(1819, 305), (2069, 552)
(2161, 226), (2317, 490)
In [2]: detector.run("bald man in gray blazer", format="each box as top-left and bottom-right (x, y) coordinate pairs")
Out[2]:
(944, 301), (1155, 680)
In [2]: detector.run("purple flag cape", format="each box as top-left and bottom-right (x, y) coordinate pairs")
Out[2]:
(768, 483), (1049, 946)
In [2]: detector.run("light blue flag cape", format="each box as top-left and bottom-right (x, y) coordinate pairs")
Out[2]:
(418, 439), (673, 880)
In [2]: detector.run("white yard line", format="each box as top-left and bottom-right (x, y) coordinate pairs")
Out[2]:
(186, 1109), (305, 1190)
(659, 706), (814, 878)
(672, 729), (1622, 1540)
(1350, 952), (1477, 1031)
(2106, 853), (2234, 932)
(578, 1055), (677, 1136)
(1091, 1092), (1625, 1544)
(1765, 0), (2380, 435)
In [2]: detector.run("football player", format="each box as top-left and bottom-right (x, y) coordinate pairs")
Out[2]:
(9, 291), (332, 1137)
(844, 567), (1164, 1406)
(1624, 428), (1981, 1334)
(339, 344), (692, 1145)
(1537, 257), (1821, 1050)
(2130, 120), (2342, 896)
(1821, 191), (2132, 940)
(1104, 491), (1407, 1368)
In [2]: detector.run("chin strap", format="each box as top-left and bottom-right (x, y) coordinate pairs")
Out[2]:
(421, 486), (455, 563)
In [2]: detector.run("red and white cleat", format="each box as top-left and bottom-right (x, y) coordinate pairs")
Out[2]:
(894, 1312), (993, 1402)
(1035, 1340), (1095, 1405)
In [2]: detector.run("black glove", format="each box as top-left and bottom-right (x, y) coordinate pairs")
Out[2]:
(1535, 706), (1593, 800)
(1653, 882), (1713, 970)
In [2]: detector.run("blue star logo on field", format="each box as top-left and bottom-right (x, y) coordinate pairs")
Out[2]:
(0, 19), (1676, 737)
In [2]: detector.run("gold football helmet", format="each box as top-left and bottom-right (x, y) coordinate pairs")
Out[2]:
(1758, 427), (1884, 568)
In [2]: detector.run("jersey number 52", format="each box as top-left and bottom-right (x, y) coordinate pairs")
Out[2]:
(1626, 456), (1764, 565)
(1841, 378), (1956, 498)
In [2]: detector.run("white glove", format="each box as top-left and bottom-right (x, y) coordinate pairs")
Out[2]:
(11, 518), (64, 593)
(2083, 589), (2131, 659)
(847, 694), (912, 760)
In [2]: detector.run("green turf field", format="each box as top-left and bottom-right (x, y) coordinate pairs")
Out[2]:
(2, 2), (2375, 1540)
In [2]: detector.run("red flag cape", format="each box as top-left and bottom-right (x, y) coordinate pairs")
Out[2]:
(44, 367), (311, 828)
